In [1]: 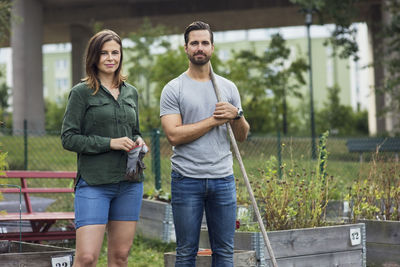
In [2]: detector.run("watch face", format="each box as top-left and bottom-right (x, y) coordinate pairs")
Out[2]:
(235, 108), (243, 120)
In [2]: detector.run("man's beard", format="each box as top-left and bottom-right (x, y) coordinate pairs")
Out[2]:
(188, 53), (211, 66)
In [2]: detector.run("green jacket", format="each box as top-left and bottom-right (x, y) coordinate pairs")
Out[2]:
(61, 82), (141, 185)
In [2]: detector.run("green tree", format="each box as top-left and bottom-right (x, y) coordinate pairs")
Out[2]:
(0, 0), (11, 45)
(152, 46), (223, 105)
(0, 80), (8, 110)
(380, 0), (400, 135)
(290, 0), (360, 60)
(44, 95), (67, 132)
(125, 19), (224, 131)
(152, 47), (187, 103)
(223, 34), (308, 134)
(315, 84), (368, 136)
(125, 18), (173, 131)
(290, 0), (400, 133)
(0, 68), (11, 128)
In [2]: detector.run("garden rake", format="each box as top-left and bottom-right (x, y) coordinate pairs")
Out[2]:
(209, 63), (279, 267)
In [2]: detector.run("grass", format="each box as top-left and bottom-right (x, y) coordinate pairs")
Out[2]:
(50, 234), (176, 267)
(0, 133), (365, 202)
(98, 234), (176, 267)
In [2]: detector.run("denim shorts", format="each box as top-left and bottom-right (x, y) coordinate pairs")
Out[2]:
(74, 178), (143, 229)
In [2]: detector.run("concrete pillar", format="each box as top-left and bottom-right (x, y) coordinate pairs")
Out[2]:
(367, 3), (386, 135)
(70, 25), (92, 85)
(11, 0), (44, 134)
(382, 1), (400, 135)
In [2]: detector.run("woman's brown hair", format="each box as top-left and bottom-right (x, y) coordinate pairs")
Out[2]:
(83, 29), (126, 94)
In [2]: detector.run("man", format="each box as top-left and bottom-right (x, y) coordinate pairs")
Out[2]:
(160, 21), (250, 267)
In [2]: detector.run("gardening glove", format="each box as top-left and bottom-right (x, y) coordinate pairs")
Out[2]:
(125, 144), (149, 182)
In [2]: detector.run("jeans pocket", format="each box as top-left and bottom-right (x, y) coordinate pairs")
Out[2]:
(75, 178), (88, 189)
(171, 170), (185, 182)
(223, 174), (234, 181)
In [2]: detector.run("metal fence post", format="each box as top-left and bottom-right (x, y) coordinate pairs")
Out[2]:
(252, 232), (266, 267)
(277, 131), (282, 179)
(151, 128), (161, 190)
(361, 222), (367, 267)
(23, 119), (28, 170)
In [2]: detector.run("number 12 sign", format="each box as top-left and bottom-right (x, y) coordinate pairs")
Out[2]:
(350, 227), (362, 246)
(51, 255), (73, 267)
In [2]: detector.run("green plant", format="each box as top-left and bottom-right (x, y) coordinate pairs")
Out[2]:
(0, 142), (8, 203)
(239, 131), (336, 231)
(346, 150), (400, 222)
(143, 188), (171, 202)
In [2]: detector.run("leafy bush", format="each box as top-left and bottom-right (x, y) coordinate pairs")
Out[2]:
(0, 142), (8, 203)
(346, 151), (400, 222)
(238, 131), (337, 231)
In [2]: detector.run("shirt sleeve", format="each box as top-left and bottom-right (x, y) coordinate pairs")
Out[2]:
(160, 81), (180, 117)
(61, 89), (111, 154)
(230, 82), (242, 109)
(131, 87), (142, 140)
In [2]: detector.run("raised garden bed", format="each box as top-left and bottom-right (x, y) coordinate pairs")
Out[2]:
(200, 223), (366, 267)
(360, 219), (400, 267)
(0, 240), (74, 267)
(164, 249), (256, 267)
(137, 198), (175, 243)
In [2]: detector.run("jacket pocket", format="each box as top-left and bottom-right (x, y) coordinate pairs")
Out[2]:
(121, 98), (137, 126)
(86, 98), (113, 126)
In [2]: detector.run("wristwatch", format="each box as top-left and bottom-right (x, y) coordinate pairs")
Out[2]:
(234, 107), (244, 120)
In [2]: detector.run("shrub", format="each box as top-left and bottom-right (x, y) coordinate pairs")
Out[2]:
(346, 150), (400, 222)
(237, 131), (337, 231)
(0, 142), (8, 203)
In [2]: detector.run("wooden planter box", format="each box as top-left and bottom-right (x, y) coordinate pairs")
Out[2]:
(360, 219), (400, 267)
(0, 240), (74, 267)
(200, 223), (366, 267)
(164, 249), (256, 267)
(137, 199), (175, 243)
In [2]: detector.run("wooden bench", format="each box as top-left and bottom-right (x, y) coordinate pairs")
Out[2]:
(0, 171), (76, 241)
(346, 138), (400, 162)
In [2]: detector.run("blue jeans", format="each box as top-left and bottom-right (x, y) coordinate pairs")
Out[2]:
(171, 170), (236, 267)
(74, 178), (143, 229)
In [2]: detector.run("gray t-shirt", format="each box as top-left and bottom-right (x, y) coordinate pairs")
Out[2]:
(160, 72), (241, 178)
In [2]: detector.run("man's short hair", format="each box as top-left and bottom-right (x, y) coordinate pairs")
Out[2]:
(184, 21), (214, 45)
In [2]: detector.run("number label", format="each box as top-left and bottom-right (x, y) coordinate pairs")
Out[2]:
(350, 228), (361, 246)
(51, 255), (73, 267)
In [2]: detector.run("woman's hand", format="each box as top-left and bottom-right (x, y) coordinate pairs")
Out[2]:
(135, 137), (145, 146)
(110, 137), (135, 152)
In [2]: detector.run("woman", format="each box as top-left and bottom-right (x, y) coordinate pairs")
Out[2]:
(61, 29), (145, 267)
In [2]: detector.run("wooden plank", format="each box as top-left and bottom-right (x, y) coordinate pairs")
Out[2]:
(260, 224), (363, 259)
(0, 212), (75, 221)
(366, 242), (400, 266)
(358, 220), (400, 266)
(164, 250), (256, 267)
(0, 231), (76, 241)
(200, 224), (364, 259)
(137, 217), (165, 239)
(0, 250), (74, 267)
(0, 188), (74, 193)
(267, 250), (362, 267)
(3, 171), (76, 178)
(139, 199), (170, 221)
(137, 217), (175, 242)
(361, 220), (400, 244)
(0, 240), (74, 253)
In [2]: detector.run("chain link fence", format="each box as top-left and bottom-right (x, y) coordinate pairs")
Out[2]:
(1, 126), (399, 195)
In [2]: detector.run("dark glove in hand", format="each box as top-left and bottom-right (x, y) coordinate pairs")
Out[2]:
(126, 144), (149, 182)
